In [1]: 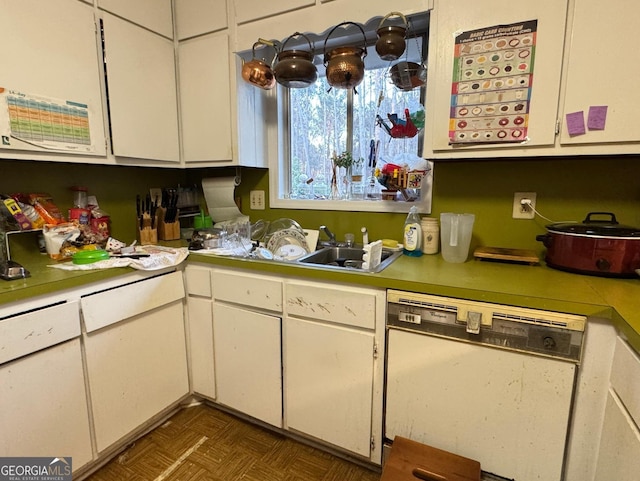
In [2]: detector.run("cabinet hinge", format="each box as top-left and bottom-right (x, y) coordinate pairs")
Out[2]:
(371, 436), (375, 451)
(555, 119), (561, 135)
(373, 342), (378, 360)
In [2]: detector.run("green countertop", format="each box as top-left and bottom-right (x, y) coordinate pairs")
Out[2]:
(2, 249), (639, 352)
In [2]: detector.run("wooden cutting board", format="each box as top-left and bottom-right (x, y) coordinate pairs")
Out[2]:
(381, 436), (481, 481)
(474, 246), (539, 265)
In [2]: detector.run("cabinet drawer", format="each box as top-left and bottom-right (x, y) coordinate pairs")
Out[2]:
(285, 282), (378, 329)
(82, 271), (185, 333)
(212, 269), (282, 312)
(610, 337), (640, 426)
(0, 301), (80, 364)
(185, 265), (212, 297)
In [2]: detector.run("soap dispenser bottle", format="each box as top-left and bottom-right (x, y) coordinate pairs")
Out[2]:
(403, 206), (423, 257)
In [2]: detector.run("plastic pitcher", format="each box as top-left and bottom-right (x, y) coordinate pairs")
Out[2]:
(440, 213), (475, 263)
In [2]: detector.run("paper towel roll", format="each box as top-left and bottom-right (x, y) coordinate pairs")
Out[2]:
(202, 177), (243, 222)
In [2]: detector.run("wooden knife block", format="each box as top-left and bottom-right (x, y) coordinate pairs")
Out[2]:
(381, 436), (481, 481)
(137, 214), (158, 245)
(156, 207), (180, 241)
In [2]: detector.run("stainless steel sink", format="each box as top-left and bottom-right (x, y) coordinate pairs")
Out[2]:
(297, 246), (402, 273)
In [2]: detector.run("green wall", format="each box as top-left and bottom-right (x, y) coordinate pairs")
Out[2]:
(219, 155), (640, 254)
(2, 155), (639, 257)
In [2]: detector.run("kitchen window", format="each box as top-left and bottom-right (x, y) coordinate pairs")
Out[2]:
(268, 17), (432, 213)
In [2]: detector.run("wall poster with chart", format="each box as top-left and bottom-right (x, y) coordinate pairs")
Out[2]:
(449, 20), (538, 145)
(0, 87), (96, 153)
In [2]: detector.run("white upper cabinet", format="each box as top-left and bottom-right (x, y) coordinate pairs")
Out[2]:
(0, 0), (106, 158)
(174, 0), (228, 40)
(235, 0), (429, 52)
(234, 0), (314, 25)
(97, 0), (174, 38)
(102, 13), (180, 163)
(424, 0), (568, 158)
(179, 32), (233, 163)
(559, 0), (640, 151)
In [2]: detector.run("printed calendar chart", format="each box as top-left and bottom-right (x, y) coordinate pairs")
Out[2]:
(0, 88), (95, 153)
(449, 20), (538, 145)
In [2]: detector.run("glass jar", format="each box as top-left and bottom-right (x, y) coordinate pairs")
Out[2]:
(421, 217), (440, 254)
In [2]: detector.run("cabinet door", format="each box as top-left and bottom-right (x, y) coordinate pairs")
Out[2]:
(187, 296), (216, 399)
(98, 0), (173, 38)
(560, 0), (640, 148)
(175, 0), (228, 40)
(213, 303), (282, 427)
(178, 32), (233, 163)
(594, 391), (640, 481)
(0, 0), (106, 157)
(102, 13), (180, 162)
(234, 0), (314, 25)
(84, 301), (189, 452)
(0, 339), (93, 470)
(284, 317), (374, 457)
(424, 0), (568, 156)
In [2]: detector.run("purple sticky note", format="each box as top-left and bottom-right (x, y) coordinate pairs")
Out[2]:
(588, 106), (608, 130)
(566, 111), (586, 136)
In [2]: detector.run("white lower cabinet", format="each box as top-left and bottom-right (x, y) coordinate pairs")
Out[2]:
(594, 337), (640, 480)
(204, 267), (385, 463)
(284, 317), (375, 457)
(187, 296), (216, 399)
(284, 280), (385, 463)
(211, 268), (283, 427)
(185, 265), (216, 399)
(82, 272), (189, 453)
(213, 303), (282, 427)
(0, 301), (93, 472)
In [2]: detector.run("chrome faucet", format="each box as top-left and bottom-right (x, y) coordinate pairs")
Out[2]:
(319, 225), (336, 245)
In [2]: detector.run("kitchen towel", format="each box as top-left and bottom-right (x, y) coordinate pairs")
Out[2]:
(202, 177), (243, 222)
(49, 246), (189, 271)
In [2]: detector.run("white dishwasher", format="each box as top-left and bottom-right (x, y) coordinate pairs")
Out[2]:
(385, 290), (586, 481)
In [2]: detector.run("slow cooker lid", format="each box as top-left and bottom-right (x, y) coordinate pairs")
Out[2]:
(547, 212), (640, 237)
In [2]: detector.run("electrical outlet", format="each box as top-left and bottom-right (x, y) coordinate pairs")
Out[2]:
(512, 192), (536, 219)
(250, 190), (265, 210)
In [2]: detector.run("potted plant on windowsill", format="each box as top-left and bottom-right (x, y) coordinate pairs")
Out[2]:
(331, 151), (365, 199)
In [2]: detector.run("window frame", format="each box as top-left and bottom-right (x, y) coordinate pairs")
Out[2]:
(269, 22), (432, 214)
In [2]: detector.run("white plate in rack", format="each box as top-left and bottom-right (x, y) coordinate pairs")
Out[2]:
(266, 228), (309, 253)
(276, 244), (308, 261)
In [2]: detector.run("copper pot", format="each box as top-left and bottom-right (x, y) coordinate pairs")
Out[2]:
(274, 32), (317, 88)
(241, 40), (278, 90)
(323, 22), (367, 90)
(375, 12), (408, 61)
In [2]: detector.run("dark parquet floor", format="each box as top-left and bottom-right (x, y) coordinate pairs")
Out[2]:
(85, 403), (381, 481)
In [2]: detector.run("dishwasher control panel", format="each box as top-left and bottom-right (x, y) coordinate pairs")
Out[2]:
(387, 290), (586, 362)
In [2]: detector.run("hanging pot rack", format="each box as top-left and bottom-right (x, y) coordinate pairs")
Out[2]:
(241, 12), (427, 91)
